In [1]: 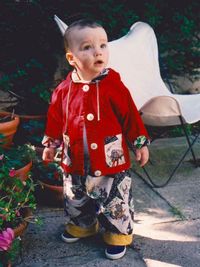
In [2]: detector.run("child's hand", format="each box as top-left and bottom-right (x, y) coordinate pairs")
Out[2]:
(135, 146), (149, 167)
(42, 147), (56, 162)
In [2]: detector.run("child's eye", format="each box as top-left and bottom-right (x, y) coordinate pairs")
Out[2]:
(101, 43), (107, 48)
(83, 45), (91, 50)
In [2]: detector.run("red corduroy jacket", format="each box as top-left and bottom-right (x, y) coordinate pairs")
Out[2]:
(43, 68), (149, 176)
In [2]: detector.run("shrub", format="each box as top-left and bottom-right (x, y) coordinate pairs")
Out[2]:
(0, 0), (199, 115)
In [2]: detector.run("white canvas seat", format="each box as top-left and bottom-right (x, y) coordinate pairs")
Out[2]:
(54, 15), (200, 187)
(107, 21), (200, 187)
(108, 21), (200, 126)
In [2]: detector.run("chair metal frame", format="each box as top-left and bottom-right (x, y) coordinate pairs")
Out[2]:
(133, 115), (200, 188)
(130, 44), (200, 188)
(135, 66), (200, 188)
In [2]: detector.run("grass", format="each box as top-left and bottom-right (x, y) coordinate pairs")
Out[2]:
(169, 206), (186, 220)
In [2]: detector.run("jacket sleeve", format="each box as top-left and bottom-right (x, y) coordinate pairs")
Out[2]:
(42, 85), (64, 145)
(110, 78), (150, 148)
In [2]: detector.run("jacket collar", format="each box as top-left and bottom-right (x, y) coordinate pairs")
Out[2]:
(71, 68), (109, 84)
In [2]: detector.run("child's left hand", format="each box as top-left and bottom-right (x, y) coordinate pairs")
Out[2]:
(135, 146), (149, 167)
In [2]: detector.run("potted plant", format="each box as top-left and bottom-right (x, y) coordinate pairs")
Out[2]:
(32, 160), (63, 206)
(0, 148), (39, 266)
(2, 144), (36, 182)
(0, 111), (20, 148)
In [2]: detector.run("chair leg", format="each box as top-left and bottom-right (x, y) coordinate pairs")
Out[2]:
(132, 121), (200, 188)
(179, 116), (198, 167)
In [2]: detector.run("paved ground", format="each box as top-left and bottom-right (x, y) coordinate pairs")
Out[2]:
(133, 137), (200, 267)
(11, 136), (200, 266)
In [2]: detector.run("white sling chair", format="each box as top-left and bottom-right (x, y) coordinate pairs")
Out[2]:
(54, 15), (200, 187)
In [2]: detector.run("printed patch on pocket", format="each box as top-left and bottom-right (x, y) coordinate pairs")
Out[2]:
(104, 134), (125, 167)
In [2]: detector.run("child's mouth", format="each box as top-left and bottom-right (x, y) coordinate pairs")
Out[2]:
(95, 60), (104, 65)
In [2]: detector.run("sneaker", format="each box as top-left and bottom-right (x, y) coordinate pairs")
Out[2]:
(105, 245), (126, 260)
(61, 231), (80, 243)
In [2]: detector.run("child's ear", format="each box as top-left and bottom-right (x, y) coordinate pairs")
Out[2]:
(66, 52), (75, 66)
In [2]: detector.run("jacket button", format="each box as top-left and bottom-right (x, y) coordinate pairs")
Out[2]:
(91, 143), (98, 149)
(82, 85), (89, 92)
(87, 113), (94, 121)
(94, 170), (101, 177)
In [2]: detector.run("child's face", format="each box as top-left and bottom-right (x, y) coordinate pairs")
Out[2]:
(66, 26), (109, 81)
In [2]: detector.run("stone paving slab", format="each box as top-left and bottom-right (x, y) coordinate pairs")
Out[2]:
(130, 137), (200, 267)
(16, 209), (146, 267)
(155, 168), (200, 220)
(14, 137), (200, 267)
(134, 219), (200, 267)
(133, 174), (176, 225)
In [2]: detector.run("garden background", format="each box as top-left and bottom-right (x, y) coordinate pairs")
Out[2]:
(0, 0), (199, 117)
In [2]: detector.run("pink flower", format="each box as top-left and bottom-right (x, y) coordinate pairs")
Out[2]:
(0, 154), (4, 160)
(0, 228), (14, 251)
(15, 210), (20, 216)
(9, 168), (16, 177)
(0, 214), (6, 220)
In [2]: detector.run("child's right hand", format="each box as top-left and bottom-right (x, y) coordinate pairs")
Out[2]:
(42, 147), (56, 162)
(135, 146), (149, 167)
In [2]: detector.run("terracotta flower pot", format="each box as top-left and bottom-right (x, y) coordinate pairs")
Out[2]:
(13, 219), (28, 239)
(40, 181), (63, 201)
(0, 111), (46, 120)
(0, 113), (20, 148)
(14, 161), (32, 182)
(13, 208), (32, 238)
(37, 181), (63, 207)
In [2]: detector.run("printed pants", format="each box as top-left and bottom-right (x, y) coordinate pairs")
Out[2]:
(63, 170), (134, 245)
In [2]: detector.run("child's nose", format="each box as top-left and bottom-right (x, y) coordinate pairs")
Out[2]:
(94, 47), (102, 56)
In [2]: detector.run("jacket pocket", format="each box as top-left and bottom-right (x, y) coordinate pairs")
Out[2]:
(104, 133), (125, 167)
